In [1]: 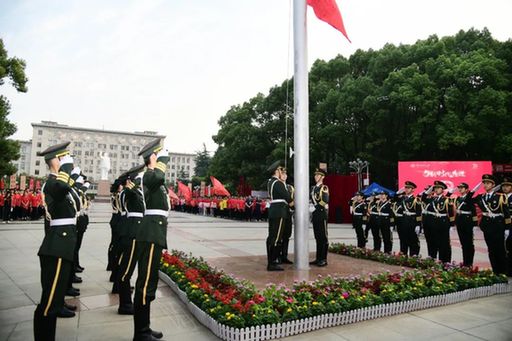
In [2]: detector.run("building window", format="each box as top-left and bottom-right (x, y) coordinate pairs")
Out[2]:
(38, 130), (43, 135)
(187, 165), (190, 170)
(172, 165), (175, 170)
(187, 157), (190, 163)
(35, 160), (40, 166)
(35, 170), (39, 175)
(37, 142), (42, 147)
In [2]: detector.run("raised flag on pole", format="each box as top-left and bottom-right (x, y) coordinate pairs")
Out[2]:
(168, 187), (180, 201)
(177, 181), (192, 201)
(210, 176), (231, 197)
(307, 0), (350, 42)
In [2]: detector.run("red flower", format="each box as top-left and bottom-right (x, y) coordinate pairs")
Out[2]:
(185, 268), (200, 282)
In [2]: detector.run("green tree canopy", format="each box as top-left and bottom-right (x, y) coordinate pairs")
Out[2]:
(0, 38), (28, 176)
(210, 28), (512, 189)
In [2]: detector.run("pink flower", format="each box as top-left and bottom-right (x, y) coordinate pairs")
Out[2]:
(285, 297), (294, 304)
(342, 292), (349, 299)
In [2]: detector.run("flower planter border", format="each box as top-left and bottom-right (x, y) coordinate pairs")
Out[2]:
(159, 270), (511, 341)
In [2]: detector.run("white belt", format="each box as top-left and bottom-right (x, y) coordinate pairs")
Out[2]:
(456, 210), (472, 215)
(426, 211), (446, 218)
(378, 213), (389, 216)
(482, 212), (503, 218)
(127, 212), (144, 218)
(395, 214), (403, 217)
(271, 199), (288, 204)
(144, 209), (168, 217)
(121, 212), (127, 216)
(50, 218), (77, 226)
(403, 211), (416, 216)
(353, 213), (363, 216)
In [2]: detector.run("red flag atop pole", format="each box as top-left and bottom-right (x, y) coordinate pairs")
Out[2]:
(168, 187), (180, 201)
(307, 0), (351, 42)
(177, 181), (192, 201)
(210, 176), (231, 197)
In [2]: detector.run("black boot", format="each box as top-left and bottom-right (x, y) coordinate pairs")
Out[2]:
(119, 280), (134, 314)
(310, 242), (321, 265)
(57, 306), (76, 318)
(134, 303), (156, 341)
(281, 240), (293, 264)
(64, 302), (77, 311)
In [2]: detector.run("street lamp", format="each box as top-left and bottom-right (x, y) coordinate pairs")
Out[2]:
(349, 158), (369, 191)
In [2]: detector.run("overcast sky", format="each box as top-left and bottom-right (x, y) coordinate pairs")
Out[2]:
(1, 0), (511, 154)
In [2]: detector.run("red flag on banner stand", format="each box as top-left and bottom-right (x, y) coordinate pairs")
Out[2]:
(168, 187), (179, 201)
(177, 181), (192, 201)
(210, 176), (231, 197)
(307, 0), (351, 42)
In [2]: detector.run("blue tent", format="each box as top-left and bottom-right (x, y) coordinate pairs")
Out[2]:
(361, 182), (396, 197)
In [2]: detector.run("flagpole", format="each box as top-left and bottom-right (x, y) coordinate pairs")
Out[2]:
(293, 0), (309, 270)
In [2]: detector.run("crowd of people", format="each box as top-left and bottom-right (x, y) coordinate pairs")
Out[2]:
(172, 196), (270, 221)
(0, 189), (44, 222)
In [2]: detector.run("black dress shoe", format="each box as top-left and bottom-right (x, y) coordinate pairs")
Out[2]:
(281, 258), (293, 264)
(267, 264), (284, 272)
(75, 267), (83, 273)
(57, 306), (76, 318)
(133, 334), (160, 341)
(66, 288), (80, 297)
(118, 304), (134, 315)
(77, 265), (85, 271)
(309, 260), (319, 265)
(64, 302), (77, 311)
(72, 275), (83, 283)
(150, 329), (163, 339)
(316, 260), (328, 267)
(70, 286), (80, 292)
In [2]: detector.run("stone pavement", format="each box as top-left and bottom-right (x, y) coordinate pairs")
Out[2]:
(0, 202), (510, 340)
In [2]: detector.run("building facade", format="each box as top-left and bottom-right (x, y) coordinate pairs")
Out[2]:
(14, 140), (32, 175)
(30, 121), (165, 181)
(167, 152), (196, 184)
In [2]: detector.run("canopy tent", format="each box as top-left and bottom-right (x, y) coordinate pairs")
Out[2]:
(361, 182), (396, 197)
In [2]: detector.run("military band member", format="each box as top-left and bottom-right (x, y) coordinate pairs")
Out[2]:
(349, 192), (367, 248)
(266, 161), (291, 271)
(501, 177), (512, 276)
(133, 138), (168, 341)
(310, 168), (330, 266)
(279, 173), (294, 264)
(472, 174), (510, 275)
(33, 142), (77, 340)
(397, 181), (422, 256)
(375, 191), (393, 254)
(116, 164), (146, 315)
(423, 181), (455, 263)
(454, 182), (478, 267)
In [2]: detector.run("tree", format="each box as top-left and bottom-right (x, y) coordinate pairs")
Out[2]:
(0, 38), (28, 176)
(194, 143), (211, 177)
(209, 29), (512, 188)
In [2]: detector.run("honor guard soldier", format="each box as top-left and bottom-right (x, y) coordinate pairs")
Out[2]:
(501, 177), (512, 275)
(33, 142), (77, 340)
(112, 174), (129, 294)
(310, 168), (330, 266)
(454, 182), (478, 267)
(397, 181), (422, 256)
(116, 164), (146, 315)
(420, 185), (436, 258)
(349, 192), (367, 248)
(266, 161), (292, 271)
(133, 138), (169, 341)
(107, 179), (123, 272)
(423, 181), (455, 263)
(375, 191), (393, 254)
(472, 174), (510, 275)
(367, 193), (380, 250)
(279, 174), (294, 264)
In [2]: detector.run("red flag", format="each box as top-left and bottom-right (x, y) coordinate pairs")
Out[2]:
(168, 187), (179, 201)
(29, 178), (34, 190)
(210, 176), (231, 197)
(307, 0), (350, 42)
(0, 178), (4, 190)
(177, 181), (192, 201)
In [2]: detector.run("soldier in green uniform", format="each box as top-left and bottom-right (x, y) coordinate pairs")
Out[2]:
(279, 173), (294, 264)
(472, 174), (510, 275)
(349, 191), (367, 248)
(266, 161), (292, 271)
(501, 177), (512, 275)
(454, 182), (478, 267)
(310, 168), (329, 266)
(133, 139), (169, 341)
(112, 174), (128, 294)
(107, 179), (123, 272)
(397, 181), (422, 256)
(375, 191), (393, 254)
(33, 142), (78, 340)
(116, 164), (145, 315)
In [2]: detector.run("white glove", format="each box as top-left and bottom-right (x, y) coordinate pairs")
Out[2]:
(71, 167), (81, 176)
(308, 204), (316, 213)
(325, 204), (329, 210)
(473, 226), (479, 232)
(59, 155), (74, 166)
(505, 230), (510, 239)
(362, 224), (367, 229)
(156, 149), (168, 159)
(76, 176), (84, 184)
(415, 226), (421, 234)
(450, 227), (454, 233)
(83, 182), (90, 189)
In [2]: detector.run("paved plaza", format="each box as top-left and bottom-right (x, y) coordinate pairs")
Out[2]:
(0, 202), (511, 340)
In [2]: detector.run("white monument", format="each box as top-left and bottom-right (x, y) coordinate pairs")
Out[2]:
(99, 152), (111, 180)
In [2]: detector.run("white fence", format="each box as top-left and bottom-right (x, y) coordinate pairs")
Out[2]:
(159, 271), (511, 341)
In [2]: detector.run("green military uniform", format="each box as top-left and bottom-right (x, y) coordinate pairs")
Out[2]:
(472, 174), (510, 275)
(397, 181), (422, 256)
(111, 175), (129, 292)
(310, 168), (330, 266)
(454, 182), (477, 267)
(266, 161), (292, 271)
(33, 142), (77, 341)
(374, 192), (393, 254)
(107, 180), (122, 272)
(349, 192), (367, 248)
(279, 183), (294, 264)
(502, 177), (512, 276)
(116, 164), (145, 315)
(133, 139), (168, 341)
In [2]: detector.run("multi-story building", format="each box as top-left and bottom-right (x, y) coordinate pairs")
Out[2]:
(30, 121), (166, 181)
(14, 140), (32, 175)
(167, 152), (196, 184)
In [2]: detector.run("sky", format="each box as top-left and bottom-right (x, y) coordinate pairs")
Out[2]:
(1, 0), (511, 154)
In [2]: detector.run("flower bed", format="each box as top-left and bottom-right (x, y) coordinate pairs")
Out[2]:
(160, 248), (510, 340)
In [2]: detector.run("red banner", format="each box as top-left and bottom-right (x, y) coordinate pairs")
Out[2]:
(177, 181), (192, 201)
(9, 175), (17, 189)
(398, 161), (492, 194)
(36, 180), (41, 190)
(211, 176), (231, 197)
(29, 178), (34, 190)
(0, 178), (4, 190)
